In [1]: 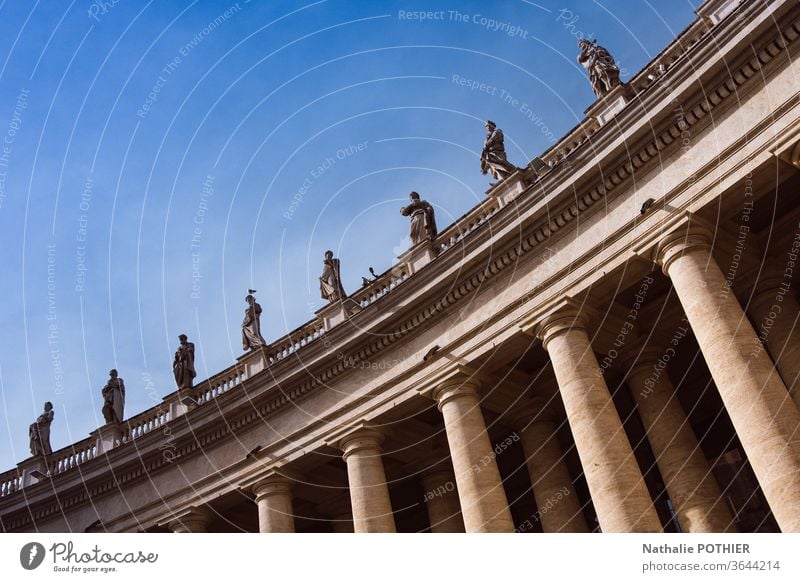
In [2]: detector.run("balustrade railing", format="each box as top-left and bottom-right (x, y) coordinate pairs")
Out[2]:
(49, 437), (97, 476)
(196, 364), (247, 404)
(350, 265), (410, 309)
(438, 199), (501, 254)
(0, 469), (21, 497)
(123, 406), (171, 442)
(265, 319), (326, 365)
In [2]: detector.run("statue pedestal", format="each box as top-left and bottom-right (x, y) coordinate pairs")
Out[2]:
(397, 240), (438, 275)
(316, 301), (360, 332)
(486, 168), (531, 207)
(91, 422), (124, 455)
(165, 389), (198, 419)
(237, 347), (266, 378)
(17, 456), (49, 489)
(584, 83), (635, 126)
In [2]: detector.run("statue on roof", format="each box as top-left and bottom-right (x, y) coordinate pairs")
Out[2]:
(101, 369), (125, 424)
(400, 192), (437, 246)
(320, 251), (347, 303)
(29, 402), (54, 458)
(242, 292), (267, 350)
(480, 121), (519, 183)
(577, 38), (621, 98)
(173, 334), (196, 391)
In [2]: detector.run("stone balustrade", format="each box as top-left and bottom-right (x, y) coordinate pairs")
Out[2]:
(49, 437), (97, 477)
(265, 319), (326, 365)
(195, 364), (247, 405)
(350, 264), (410, 309)
(123, 405), (171, 442)
(437, 199), (501, 254)
(0, 469), (20, 497)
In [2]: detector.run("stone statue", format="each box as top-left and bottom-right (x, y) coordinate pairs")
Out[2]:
(101, 369), (125, 424)
(480, 121), (518, 182)
(29, 402), (54, 458)
(173, 334), (196, 391)
(400, 192), (437, 246)
(320, 251), (347, 303)
(577, 38), (621, 98)
(242, 293), (266, 350)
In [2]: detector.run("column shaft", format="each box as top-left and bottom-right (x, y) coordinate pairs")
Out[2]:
(627, 353), (734, 532)
(253, 476), (295, 533)
(749, 280), (800, 411)
(540, 317), (661, 532)
(433, 380), (515, 532)
(340, 429), (396, 533)
(421, 469), (465, 532)
(518, 418), (588, 532)
(658, 229), (800, 532)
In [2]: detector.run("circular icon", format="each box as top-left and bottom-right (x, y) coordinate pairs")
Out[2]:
(19, 542), (46, 570)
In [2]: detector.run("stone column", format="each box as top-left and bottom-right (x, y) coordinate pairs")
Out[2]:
(167, 507), (212, 533)
(748, 275), (800, 411)
(625, 348), (734, 532)
(420, 469), (465, 532)
(253, 475), (295, 533)
(339, 427), (396, 533)
(537, 308), (662, 532)
(325, 496), (354, 533)
(431, 374), (515, 532)
(656, 225), (800, 532)
(512, 403), (588, 532)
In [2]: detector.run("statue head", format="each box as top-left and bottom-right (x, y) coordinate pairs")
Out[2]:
(324, 250), (334, 260)
(178, 334), (188, 344)
(245, 294), (255, 304)
(109, 369), (118, 378)
(485, 120), (496, 130)
(44, 401), (53, 411)
(409, 191), (420, 201)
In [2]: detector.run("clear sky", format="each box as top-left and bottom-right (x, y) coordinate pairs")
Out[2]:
(0, 0), (700, 471)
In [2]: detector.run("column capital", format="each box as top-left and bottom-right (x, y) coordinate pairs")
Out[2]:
(535, 304), (591, 352)
(750, 269), (791, 311)
(402, 442), (451, 477)
(416, 363), (484, 402)
(420, 468), (456, 488)
(519, 297), (595, 343)
(432, 378), (480, 412)
(621, 346), (666, 375)
(252, 474), (294, 501)
(336, 424), (385, 460)
(165, 506), (213, 533)
(508, 398), (560, 431)
(655, 225), (714, 275)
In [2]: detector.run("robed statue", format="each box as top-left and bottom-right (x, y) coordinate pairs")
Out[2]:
(320, 251), (347, 303)
(480, 121), (518, 182)
(101, 369), (125, 424)
(29, 401), (54, 458)
(400, 192), (437, 246)
(173, 334), (196, 391)
(577, 38), (621, 98)
(242, 293), (267, 350)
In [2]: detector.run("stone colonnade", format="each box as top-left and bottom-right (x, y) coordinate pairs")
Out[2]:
(171, 223), (800, 534)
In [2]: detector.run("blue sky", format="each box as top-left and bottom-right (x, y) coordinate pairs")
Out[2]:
(0, 0), (699, 471)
